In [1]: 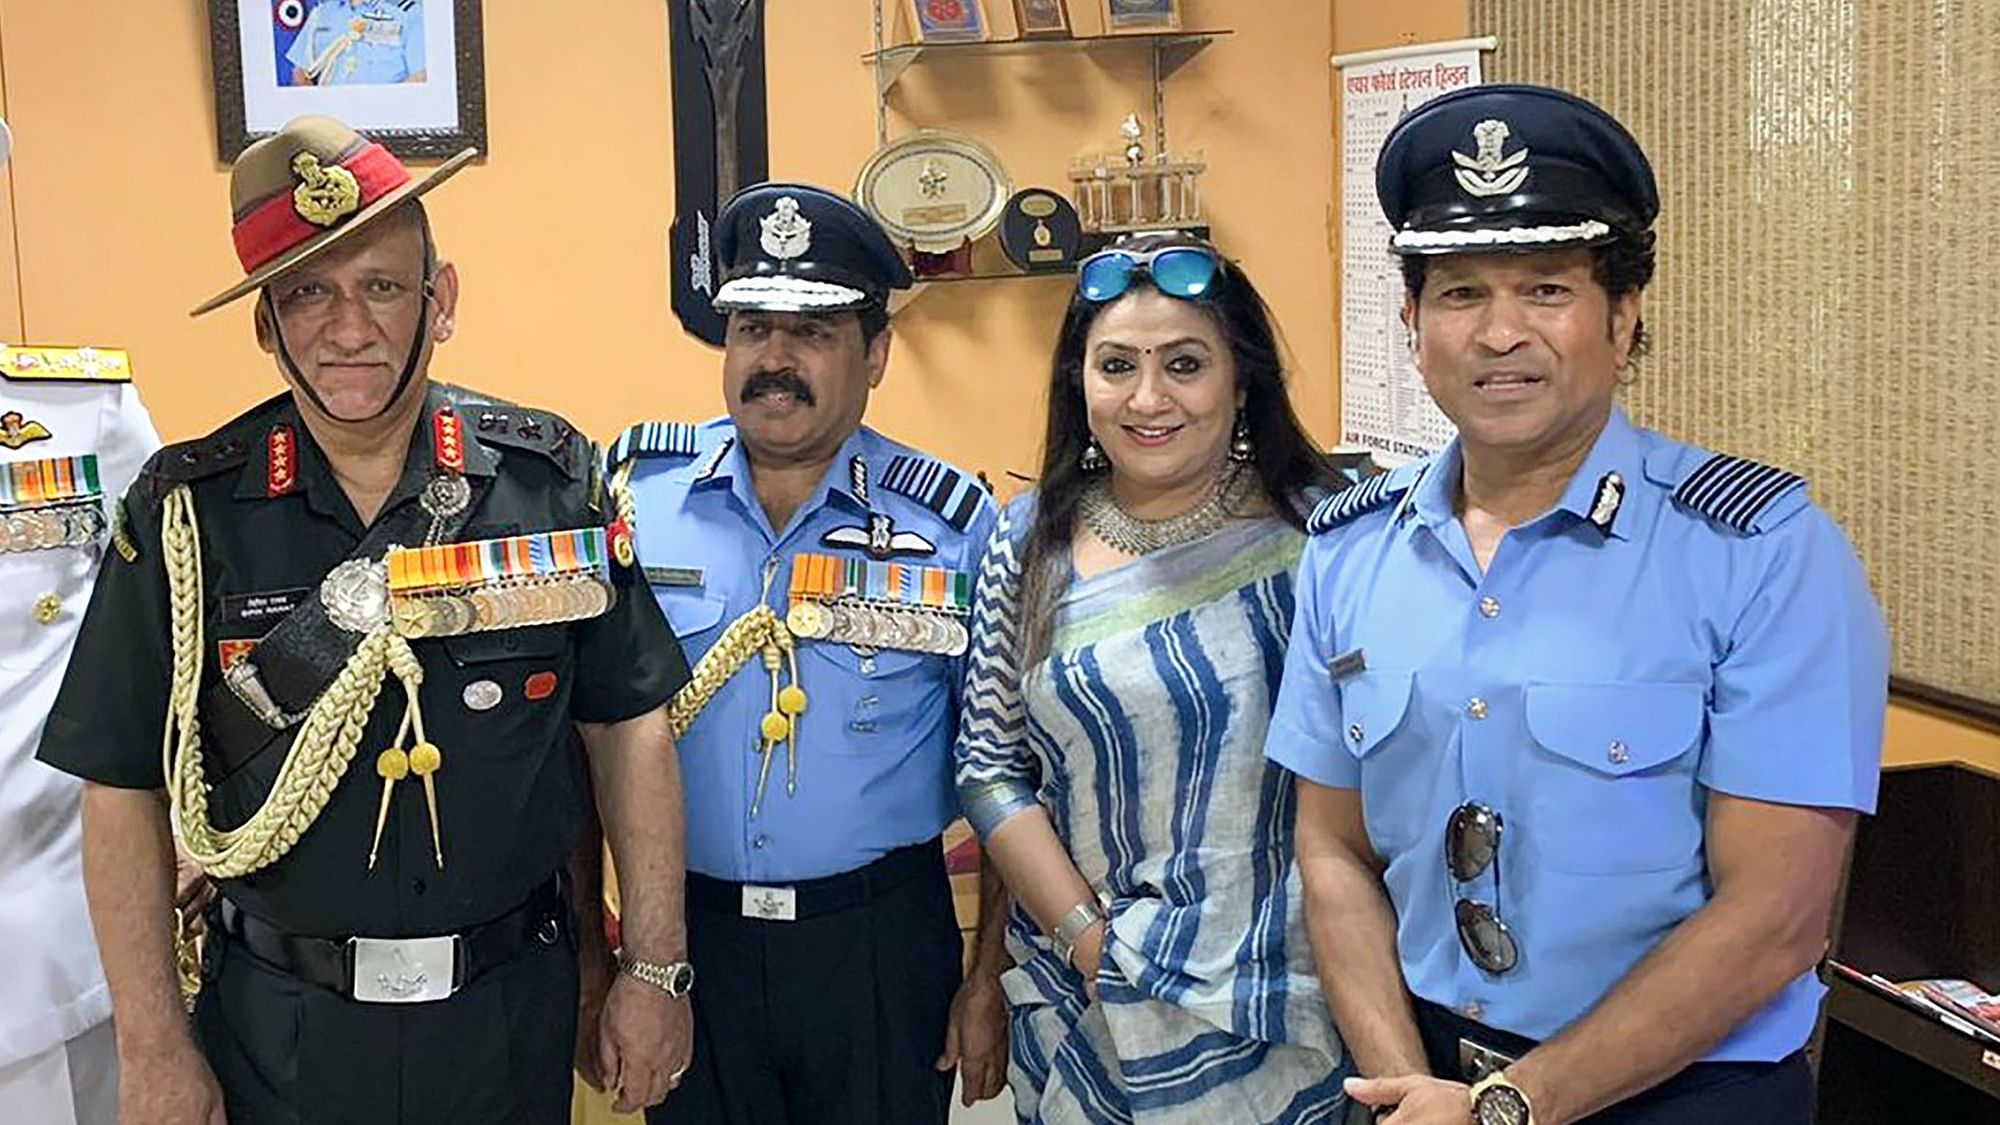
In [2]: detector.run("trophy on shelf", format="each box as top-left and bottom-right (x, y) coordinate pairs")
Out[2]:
(1068, 112), (1206, 238)
(857, 129), (1013, 279)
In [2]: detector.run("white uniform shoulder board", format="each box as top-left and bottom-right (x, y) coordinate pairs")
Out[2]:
(1670, 453), (1806, 535)
(0, 344), (133, 383)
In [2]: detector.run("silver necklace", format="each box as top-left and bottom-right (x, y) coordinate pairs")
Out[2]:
(1080, 466), (1253, 555)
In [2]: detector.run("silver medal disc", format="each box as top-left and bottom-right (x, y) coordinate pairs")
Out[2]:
(421, 474), (472, 520)
(321, 557), (391, 633)
(462, 679), (503, 711)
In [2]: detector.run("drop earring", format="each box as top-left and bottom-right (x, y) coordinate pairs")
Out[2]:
(1080, 436), (1107, 472)
(1228, 412), (1254, 463)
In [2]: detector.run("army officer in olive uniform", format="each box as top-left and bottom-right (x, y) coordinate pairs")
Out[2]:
(39, 116), (695, 1124)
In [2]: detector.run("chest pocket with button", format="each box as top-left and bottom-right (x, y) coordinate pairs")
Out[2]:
(652, 589), (727, 660)
(0, 547), (92, 671)
(800, 643), (946, 755)
(1521, 681), (1705, 874)
(437, 624), (572, 751)
(1336, 670), (1430, 854)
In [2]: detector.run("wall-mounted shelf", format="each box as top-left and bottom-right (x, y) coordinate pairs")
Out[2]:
(862, 30), (1232, 97)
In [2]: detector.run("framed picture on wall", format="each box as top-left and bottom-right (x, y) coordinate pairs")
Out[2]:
(906, 0), (990, 44)
(1014, 0), (1070, 38)
(207, 0), (489, 161)
(1098, 0), (1179, 34)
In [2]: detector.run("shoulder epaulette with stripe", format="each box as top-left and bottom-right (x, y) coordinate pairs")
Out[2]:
(607, 421), (703, 474)
(1307, 466), (1421, 534)
(0, 344), (132, 383)
(878, 454), (988, 533)
(1670, 453), (1806, 535)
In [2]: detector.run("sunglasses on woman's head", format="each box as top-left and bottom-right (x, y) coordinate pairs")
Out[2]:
(1077, 245), (1222, 303)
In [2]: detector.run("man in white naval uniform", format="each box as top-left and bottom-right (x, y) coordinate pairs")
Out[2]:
(0, 111), (162, 1125)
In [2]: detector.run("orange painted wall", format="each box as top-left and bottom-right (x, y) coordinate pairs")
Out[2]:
(0, 0), (1333, 491)
(0, 6), (1991, 1120)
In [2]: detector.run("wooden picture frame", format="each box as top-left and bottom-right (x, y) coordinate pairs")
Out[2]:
(906, 0), (991, 44)
(208, 0), (489, 162)
(1013, 0), (1071, 38)
(1098, 0), (1179, 35)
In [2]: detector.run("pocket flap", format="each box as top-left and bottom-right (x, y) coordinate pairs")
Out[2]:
(442, 624), (567, 665)
(655, 591), (727, 638)
(1336, 671), (1414, 757)
(1525, 681), (1703, 776)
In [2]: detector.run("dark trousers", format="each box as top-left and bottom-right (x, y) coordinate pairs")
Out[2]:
(1414, 1001), (1814, 1124)
(650, 840), (963, 1125)
(194, 905), (578, 1124)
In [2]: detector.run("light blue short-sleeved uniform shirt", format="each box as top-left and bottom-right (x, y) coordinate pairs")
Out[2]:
(618, 419), (997, 883)
(1264, 407), (1888, 1061)
(286, 0), (426, 86)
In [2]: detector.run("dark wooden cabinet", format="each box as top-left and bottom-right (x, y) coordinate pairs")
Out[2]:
(1818, 763), (2000, 1123)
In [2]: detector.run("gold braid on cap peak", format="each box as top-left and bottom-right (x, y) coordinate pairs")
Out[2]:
(159, 485), (435, 879)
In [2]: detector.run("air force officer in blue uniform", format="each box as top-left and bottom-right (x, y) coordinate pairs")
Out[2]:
(612, 184), (1009, 1125)
(1264, 86), (1887, 1125)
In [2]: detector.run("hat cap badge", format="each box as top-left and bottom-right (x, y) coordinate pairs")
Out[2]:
(759, 196), (813, 260)
(292, 151), (362, 228)
(1452, 119), (1531, 198)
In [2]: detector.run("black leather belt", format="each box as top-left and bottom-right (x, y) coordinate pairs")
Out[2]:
(215, 877), (566, 1003)
(684, 837), (943, 922)
(1413, 998), (1806, 1109)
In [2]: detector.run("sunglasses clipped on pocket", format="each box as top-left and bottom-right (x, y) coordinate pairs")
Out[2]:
(1447, 801), (1519, 974)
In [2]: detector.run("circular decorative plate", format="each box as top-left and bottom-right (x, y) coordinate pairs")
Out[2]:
(856, 130), (1013, 253)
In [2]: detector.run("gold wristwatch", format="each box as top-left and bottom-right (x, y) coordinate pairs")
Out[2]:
(1469, 1070), (1535, 1125)
(617, 950), (695, 998)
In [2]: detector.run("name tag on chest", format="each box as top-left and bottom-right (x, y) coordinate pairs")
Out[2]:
(741, 885), (797, 921)
(645, 565), (705, 588)
(218, 587), (311, 630)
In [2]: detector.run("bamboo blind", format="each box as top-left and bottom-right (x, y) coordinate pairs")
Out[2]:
(1468, 0), (2000, 713)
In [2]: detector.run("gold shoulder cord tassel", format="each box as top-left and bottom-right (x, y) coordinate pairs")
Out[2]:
(666, 569), (807, 815)
(161, 482), (454, 996)
(159, 485), (447, 999)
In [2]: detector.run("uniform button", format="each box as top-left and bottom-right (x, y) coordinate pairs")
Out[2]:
(1463, 1001), (1484, 1020)
(33, 593), (62, 625)
(1608, 740), (1630, 765)
(1466, 697), (1488, 720)
(1478, 596), (1501, 619)
(1347, 723), (1364, 744)
(860, 656), (877, 676)
(752, 834), (770, 850)
(410, 878), (427, 896)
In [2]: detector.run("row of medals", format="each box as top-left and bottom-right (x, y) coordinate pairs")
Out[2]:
(0, 501), (104, 553)
(786, 597), (969, 657)
(390, 574), (613, 640)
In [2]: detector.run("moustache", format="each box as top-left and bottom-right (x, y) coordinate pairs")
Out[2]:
(741, 369), (815, 406)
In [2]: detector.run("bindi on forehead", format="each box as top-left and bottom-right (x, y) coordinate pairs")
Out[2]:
(1093, 335), (1213, 358)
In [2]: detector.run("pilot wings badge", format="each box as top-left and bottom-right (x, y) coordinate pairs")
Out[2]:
(821, 512), (936, 560)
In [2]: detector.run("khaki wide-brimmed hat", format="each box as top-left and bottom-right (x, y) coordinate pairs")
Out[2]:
(191, 115), (476, 316)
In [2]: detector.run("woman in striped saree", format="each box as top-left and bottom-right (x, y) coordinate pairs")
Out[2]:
(956, 233), (1352, 1123)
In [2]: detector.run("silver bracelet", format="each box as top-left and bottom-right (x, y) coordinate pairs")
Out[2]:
(1049, 898), (1107, 967)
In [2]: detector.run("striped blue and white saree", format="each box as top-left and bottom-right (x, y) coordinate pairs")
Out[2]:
(957, 496), (1348, 1124)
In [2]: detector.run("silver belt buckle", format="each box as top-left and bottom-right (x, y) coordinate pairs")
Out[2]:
(349, 935), (458, 1003)
(741, 885), (798, 921)
(1458, 1037), (1518, 1082)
